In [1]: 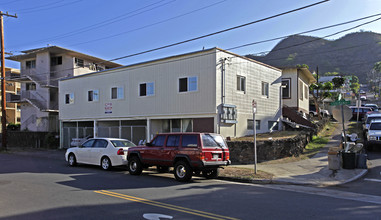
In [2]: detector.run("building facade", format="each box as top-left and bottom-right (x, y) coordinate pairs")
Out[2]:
(1, 67), (21, 132)
(7, 46), (121, 132)
(59, 48), (282, 148)
(281, 67), (316, 114)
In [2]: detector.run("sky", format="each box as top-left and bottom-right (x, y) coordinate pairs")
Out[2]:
(1, 0), (381, 69)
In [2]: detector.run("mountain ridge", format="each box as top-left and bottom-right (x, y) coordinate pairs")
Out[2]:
(246, 31), (381, 83)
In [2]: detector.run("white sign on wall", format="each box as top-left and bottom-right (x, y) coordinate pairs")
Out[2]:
(105, 103), (112, 114)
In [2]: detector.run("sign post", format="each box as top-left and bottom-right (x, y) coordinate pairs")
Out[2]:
(252, 100), (257, 174)
(330, 99), (351, 147)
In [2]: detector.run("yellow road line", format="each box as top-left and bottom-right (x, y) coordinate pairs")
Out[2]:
(94, 190), (239, 220)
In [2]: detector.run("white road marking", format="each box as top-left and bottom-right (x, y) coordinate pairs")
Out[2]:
(364, 178), (381, 183)
(215, 179), (381, 205)
(143, 213), (173, 220)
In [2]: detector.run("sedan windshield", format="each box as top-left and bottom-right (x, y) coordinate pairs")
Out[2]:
(367, 117), (381, 124)
(111, 140), (136, 147)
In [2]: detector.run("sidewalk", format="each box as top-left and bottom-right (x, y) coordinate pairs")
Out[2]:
(230, 122), (368, 186)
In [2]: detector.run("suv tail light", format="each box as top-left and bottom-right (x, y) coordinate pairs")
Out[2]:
(199, 152), (205, 160)
(117, 148), (124, 155)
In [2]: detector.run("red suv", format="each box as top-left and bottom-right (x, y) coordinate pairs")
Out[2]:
(127, 132), (231, 182)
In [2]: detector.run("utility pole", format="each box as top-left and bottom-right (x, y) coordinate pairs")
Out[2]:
(1, 11), (17, 150)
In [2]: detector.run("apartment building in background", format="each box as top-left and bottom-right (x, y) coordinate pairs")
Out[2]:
(59, 48), (282, 148)
(6, 46), (122, 132)
(0, 67), (21, 132)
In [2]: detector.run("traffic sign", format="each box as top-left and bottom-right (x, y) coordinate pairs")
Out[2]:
(330, 100), (351, 106)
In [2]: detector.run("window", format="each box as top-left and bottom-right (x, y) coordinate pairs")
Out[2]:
(75, 58), (84, 67)
(179, 76), (197, 93)
(51, 56), (62, 66)
(166, 135), (180, 147)
(262, 82), (269, 97)
(139, 82), (154, 96)
(182, 135), (198, 148)
(151, 135), (166, 147)
(26, 83), (36, 91)
(237, 76), (246, 92)
(111, 87), (124, 100)
(247, 119), (260, 130)
(299, 80), (303, 101)
(65, 93), (74, 104)
(162, 119), (193, 132)
(268, 121), (279, 131)
(282, 79), (291, 99)
(82, 139), (95, 148)
(93, 139), (108, 148)
(88, 90), (99, 102)
(304, 85), (309, 99)
(26, 60), (36, 69)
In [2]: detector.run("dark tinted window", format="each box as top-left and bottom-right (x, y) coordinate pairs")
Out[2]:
(370, 123), (381, 130)
(179, 78), (188, 92)
(181, 135), (198, 148)
(151, 135), (166, 147)
(166, 135), (180, 147)
(82, 139), (95, 148)
(93, 139), (108, 148)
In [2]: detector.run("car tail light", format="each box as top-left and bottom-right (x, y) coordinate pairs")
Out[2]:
(226, 155), (230, 160)
(199, 152), (205, 160)
(117, 148), (124, 155)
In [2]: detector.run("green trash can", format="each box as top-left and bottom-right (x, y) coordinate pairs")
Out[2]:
(342, 151), (356, 169)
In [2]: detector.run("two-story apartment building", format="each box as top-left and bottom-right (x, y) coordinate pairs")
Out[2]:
(7, 46), (122, 132)
(59, 48), (282, 148)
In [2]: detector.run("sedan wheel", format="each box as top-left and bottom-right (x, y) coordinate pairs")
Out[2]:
(101, 157), (112, 170)
(68, 154), (77, 166)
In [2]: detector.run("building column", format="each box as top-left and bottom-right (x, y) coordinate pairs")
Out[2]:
(146, 118), (151, 142)
(59, 120), (64, 149)
(94, 120), (98, 138)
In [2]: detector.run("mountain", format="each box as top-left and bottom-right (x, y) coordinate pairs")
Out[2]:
(246, 31), (381, 83)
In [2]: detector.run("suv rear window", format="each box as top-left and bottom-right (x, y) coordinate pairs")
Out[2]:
(202, 134), (227, 148)
(181, 135), (198, 148)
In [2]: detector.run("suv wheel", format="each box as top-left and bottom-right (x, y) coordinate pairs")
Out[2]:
(174, 161), (193, 182)
(202, 168), (220, 179)
(128, 156), (143, 175)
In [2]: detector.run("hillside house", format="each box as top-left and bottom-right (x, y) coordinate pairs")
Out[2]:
(59, 48), (282, 148)
(6, 46), (122, 132)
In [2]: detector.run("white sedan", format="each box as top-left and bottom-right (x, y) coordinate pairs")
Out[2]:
(65, 138), (136, 170)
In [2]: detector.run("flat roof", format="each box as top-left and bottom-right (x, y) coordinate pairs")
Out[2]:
(61, 47), (281, 81)
(7, 45), (122, 68)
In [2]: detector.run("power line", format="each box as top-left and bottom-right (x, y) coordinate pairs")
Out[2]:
(67, 0), (228, 47)
(18, 0), (83, 14)
(11, 0), (176, 43)
(9, 0), (176, 47)
(105, 0), (330, 63)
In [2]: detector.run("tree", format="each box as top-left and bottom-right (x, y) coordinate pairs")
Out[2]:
(325, 72), (340, 76)
(309, 76), (345, 119)
(349, 75), (360, 94)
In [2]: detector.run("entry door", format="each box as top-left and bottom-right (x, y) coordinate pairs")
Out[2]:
(76, 139), (95, 164)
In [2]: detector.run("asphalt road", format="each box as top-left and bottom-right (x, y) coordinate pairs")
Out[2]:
(0, 150), (380, 220)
